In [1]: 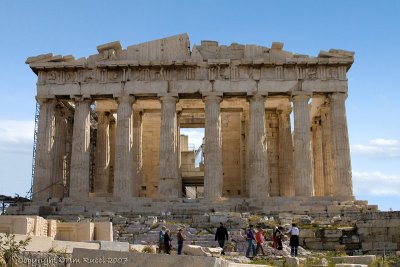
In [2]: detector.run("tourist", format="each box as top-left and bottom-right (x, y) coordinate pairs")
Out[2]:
(215, 222), (229, 255)
(158, 226), (166, 253)
(245, 225), (256, 258)
(272, 227), (278, 249)
(255, 226), (266, 256)
(177, 228), (185, 255)
(276, 226), (284, 250)
(287, 223), (300, 257)
(164, 229), (172, 254)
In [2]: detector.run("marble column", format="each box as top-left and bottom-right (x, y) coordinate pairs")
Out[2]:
(132, 110), (143, 197)
(312, 116), (325, 196)
(32, 98), (55, 202)
(52, 104), (69, 198)
(277, 104), (295, 196)
(247, 94), (269, 199)
(158, 95), (180, 198)
(292, 93), (314, 196)
(94, 111), (110, 194)
(320, 103), (334, 196)
(113, 95), (135, 199)
(69, 98), (91, 200)
(330, 93), (353, 197)
(204, 94), (223, 199)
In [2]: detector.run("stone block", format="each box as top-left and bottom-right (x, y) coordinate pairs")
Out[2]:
(332, 255), (376, 265)
(0, 216), (35, 235)
(56, 222), (94, 242)
(210, 214), (228, 224)
(52, 240), (100, 253)
(0, 234), (53, 252)
(324, 229), (342, 238)
(183, 244), (211, 256)
(47, 219), (57, 238)
(301, 229), (316, 238)
(94, 222), (113, 241)
(97, 241), (129, 251)
(335, 265), (368, 267)
(192, 215), (209, 224)
(112, 216), (128, 224)
(58, 205), (85, 214)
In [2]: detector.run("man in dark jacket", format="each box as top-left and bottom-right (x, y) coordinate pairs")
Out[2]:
(215, 222), (229, 255)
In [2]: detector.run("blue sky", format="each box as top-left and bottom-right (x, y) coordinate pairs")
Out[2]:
(0, 0), (399, 210)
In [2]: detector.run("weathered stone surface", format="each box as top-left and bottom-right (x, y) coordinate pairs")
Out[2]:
(71, 248), (230, 267)
(332, 255), (376, 265)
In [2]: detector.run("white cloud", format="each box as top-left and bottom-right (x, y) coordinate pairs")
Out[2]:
(351, 138), (400, 158)
(353, 171), (400, 196)
(0, 120), (34, 153)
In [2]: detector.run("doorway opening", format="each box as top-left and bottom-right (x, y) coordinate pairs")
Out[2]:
(180, 128), (204, 198)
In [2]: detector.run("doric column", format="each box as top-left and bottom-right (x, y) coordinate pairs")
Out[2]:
(113, 95), (135, 199)
(158, 95), (180, 198)
(69, 97), (91, 200)
(247, 94), (269, 199)
(320, 103), (334, 196)
(108, 119), (116, 193)
(312, 116), (325, 196)
(292, 93), (314, 196)
(32, 98), (55, 202)
(132, 110), (143, 197)
(52, 104), (69, 198)
(330, 93), (353, 197)
(94, 111), (110, 194)
(204, 94), (223, 199)
(277, 103), (295, 196)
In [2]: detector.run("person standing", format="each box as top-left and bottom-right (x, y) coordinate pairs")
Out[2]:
(164, 229), (172, 254)
(276, 226), (284, 250)
(287, 223), (300, 257)
(215, 222), (229, 255)
(245, 225), (256, 258)
(255, 226), (266, 256)
(158, 226), (166, 253)
(177, 228), (185, 255)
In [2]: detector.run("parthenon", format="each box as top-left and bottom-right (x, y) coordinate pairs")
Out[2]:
(26, 34), (354, 210)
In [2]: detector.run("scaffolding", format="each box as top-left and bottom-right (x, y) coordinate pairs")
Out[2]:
(27, 102), (40, 199)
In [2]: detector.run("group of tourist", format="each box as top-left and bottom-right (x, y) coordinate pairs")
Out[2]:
(157, 222), (300, 257)
(158, 226), (186, 255)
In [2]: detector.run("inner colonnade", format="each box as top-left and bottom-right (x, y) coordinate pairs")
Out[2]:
(27, 34), (354, 204)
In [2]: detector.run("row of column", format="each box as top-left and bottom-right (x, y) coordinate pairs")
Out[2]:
(33, 92), (353, 202)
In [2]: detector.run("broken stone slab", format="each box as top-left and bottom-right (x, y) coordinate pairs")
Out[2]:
(96, 241), (129, 251)
(331, 255), (376, 265)
(182, 244), (211, 256)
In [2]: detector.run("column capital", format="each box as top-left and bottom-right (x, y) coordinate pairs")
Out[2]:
(35, 96), (55, 105)
(115, 94), (135, 105)
(202, 92), (223, 102)
(71, 95), (92, 103)
(329, 92), (347, 102)
(159, 95), (179, 103)
(247, 93), (266, 102)
(291, 92), (312, 102)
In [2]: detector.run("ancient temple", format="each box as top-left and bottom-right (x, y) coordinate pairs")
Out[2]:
(26, 34), (354, 210)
